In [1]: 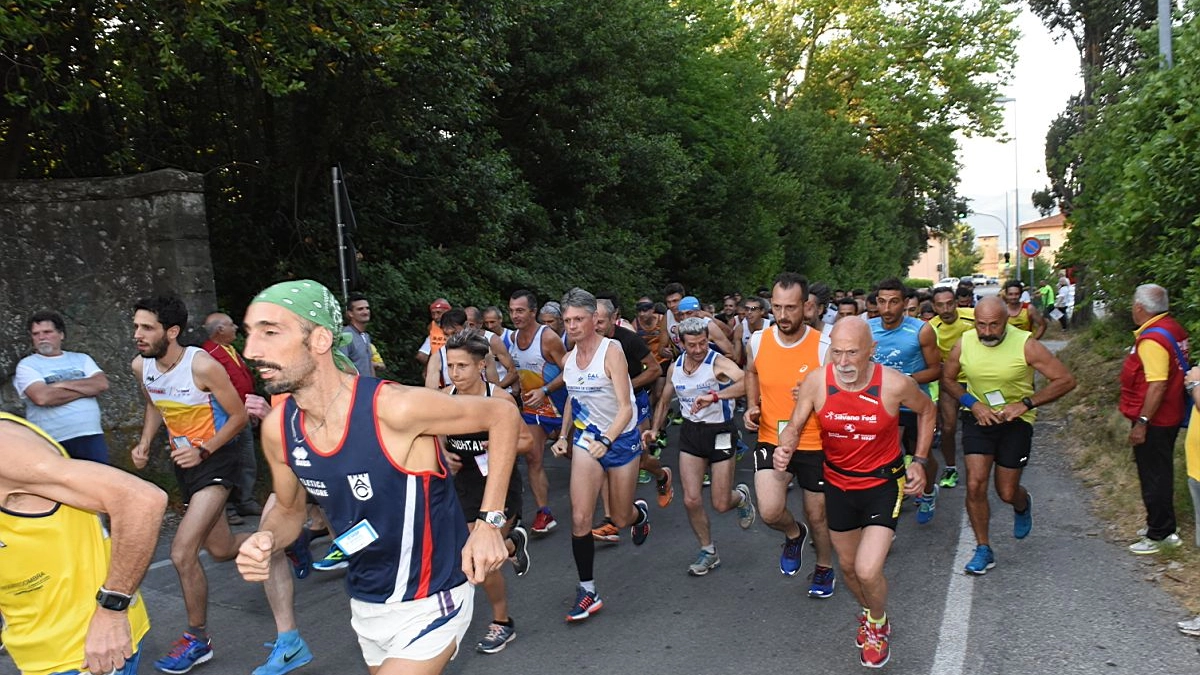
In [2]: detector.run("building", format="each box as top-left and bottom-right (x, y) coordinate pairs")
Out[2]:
(907, 235), (948, 282)
(977, 234), (1002, 279)
(1016, 213), (1070, 266)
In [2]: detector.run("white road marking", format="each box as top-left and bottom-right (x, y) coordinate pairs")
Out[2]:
(931, 508), (976, 674)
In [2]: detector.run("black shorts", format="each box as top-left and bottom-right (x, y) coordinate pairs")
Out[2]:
(174, 439), (239, 504)
(679, 419), (738, 463)
(453, 461), (524, 524)
(824, 478), (904, 532)
(753, 443), (825, 492)
(898, 410), (918, 456)
(960, 413), (1033, 469)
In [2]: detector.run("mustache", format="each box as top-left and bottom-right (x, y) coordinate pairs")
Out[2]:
(247, 359), (284, 371)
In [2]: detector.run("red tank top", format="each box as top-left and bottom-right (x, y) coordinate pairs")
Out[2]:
(818, 363), (900, 490)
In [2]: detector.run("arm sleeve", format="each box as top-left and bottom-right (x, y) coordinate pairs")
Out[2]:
(12, 362), (40, 396)
(81, 353), (104, 377)
(1137, 340), (1171, 382)
(418, 336), (432, 356)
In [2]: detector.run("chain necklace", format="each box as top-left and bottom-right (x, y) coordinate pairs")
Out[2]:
(305, 381), (348, 437)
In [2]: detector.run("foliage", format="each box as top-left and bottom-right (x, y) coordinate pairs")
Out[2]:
(903, 278), (935, 289)
(947, 222), (983, 278)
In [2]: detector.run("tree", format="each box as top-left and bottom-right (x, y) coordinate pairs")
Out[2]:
(947, 222), (982, 278)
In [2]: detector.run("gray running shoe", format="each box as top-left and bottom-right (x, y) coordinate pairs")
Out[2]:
(688, 549), (721, 576)
(476, 622), (516, 654)
(734, 483), (756, 529)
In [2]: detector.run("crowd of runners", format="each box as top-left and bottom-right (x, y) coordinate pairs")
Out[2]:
(18, 271), (1200, 675)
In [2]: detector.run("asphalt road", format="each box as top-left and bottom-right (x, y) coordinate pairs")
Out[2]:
(5, 367), (1199, 674)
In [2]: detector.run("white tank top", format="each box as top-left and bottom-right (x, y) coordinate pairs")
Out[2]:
(564, 337), (635, 435)
(672, 350), (732, 424)
(143, 346), (229, 446)
(740, 317), (772, 351)
(510, 325), (559, 417)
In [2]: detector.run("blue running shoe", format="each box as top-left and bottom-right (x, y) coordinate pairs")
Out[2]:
(252, 634), (313, 675)
(285, 529), (312, 580)
(735, 438), (749, 462)
(779, 523), (808, 576)
(808, 565), (836, 598)
(1014, 492), (1032, 539)
(964, 544), (996, 575)
(915, 485), (938, 525)
(312, 544), (348, 572)
(565, 586), (603, 622)
(155, 632), (213, 674)
(631, 500), (650, 546)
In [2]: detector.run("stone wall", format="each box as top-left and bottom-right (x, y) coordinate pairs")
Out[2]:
(0, 169), (217, 454)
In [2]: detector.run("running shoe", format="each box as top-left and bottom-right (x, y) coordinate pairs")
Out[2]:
(631, 500), (650, 545)
(860, 619), (891, 668)
(312, 544), (349, 572)
(670, 412), (684, 426)
(285, 529), (312, 580)
(938, 467), (959, 488)
(591, 518), (621, 543)
(638, 470), (652, 485)
(531, 508), (557, 536)
(155, 632), (213, 674)
(565, 586), (603, 622)
(252, 634), (312, 675)
(656, 467), (674, 508)
(734, 483), (756, 529)
(964, 544), (996, 575)
(915, 485), (938, 525)
(856, 609), (868, 648)
(227, 510), (245, 526)
(509, 526), (531, 577)
(779, 524), (809, 576)
(808, 565), (836, 598)
(1129, 533), (1183, 555)
(654, 432), (668, 452)
(1177, 615), (1200, 636)
(1013, 492), (1033, 539)
(476, 621), (516, 654)
(688, 549), (721, 576)
(735, 438), (749, 462)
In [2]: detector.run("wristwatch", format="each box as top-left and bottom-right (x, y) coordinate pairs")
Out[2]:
(1021, 397), (1036, 410)
(1136, 415), (1151, 426)
(197, 446), (211, 461)
(477, 511), (507, 529)
(598, 436), (613, 449)
(96, 587), (134, 611)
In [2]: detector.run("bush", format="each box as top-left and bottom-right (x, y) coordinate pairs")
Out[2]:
(903, 278), (934, 290)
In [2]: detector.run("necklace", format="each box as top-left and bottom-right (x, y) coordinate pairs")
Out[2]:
(147, 352), (183, 383)
(306, 382), (348, 436)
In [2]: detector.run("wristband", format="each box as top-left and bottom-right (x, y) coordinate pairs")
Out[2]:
(541, 386), (549, 396)
(1021, 396), (1036, 410)
(598, 436), (613, 449)
(710, 391), (720, 403)
(959, 393), (979, 408)
(911, 456), (929, 466)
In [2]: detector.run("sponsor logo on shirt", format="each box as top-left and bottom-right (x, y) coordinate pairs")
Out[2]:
(348, 473), (374, 501)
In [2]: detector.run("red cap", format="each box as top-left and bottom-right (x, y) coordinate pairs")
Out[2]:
(430, 298), (452, 310)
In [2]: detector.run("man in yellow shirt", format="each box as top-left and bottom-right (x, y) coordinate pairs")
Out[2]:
(0, 413), (166, 675)
(929, 287), (975, 488)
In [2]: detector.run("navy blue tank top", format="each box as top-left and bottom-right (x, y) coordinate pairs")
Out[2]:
(282, 377), (467, 603)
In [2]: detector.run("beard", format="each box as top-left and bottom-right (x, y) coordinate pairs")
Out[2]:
(35, 343), (57, 356)
(140, 334), (170, 359)
(256, 354), (317, 395)
(775, 317), (801, 336)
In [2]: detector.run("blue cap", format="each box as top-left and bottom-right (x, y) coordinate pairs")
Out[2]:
(678, 296), (700, 312)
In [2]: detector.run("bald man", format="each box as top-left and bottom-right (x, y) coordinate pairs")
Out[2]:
(776, 317), (933, 669)
(941, 297), (1076, 576)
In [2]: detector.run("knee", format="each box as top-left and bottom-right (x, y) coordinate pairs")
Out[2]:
(684, 493), (705, 512)
(995, 484), (1018, 504)
(169, 544), (199, 570)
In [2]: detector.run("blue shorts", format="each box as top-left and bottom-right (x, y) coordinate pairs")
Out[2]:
(573, 426), (642, 469)
(59, 433), (110, 464)
(521, 412), (562, 436)
(51, 641), (142, 674)
(635, 390), (651, 425)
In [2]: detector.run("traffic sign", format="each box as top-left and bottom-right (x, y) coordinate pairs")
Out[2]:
(1021, 237), (1043, 257)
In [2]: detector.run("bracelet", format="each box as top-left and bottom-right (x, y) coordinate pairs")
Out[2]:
(710, 391), (720, 403)
(598, 436), (613, 449)
(959, 393), (979, 408)
(541, 385), (549, 395)
(1187, 381), (1199, 392)
(911, 456), (929, 466)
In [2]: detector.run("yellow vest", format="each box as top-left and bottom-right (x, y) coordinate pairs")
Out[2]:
(960, 328), (1037, 424)
(930, 308), (975, 360)
(0, 413), (151, 675)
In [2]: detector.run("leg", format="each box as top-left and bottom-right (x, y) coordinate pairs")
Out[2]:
(1134, 425), (1180, 540)
(938, 394), (959, 469)
(993, 466), (1027, 510)
(830, 529), (866, 607)
(707, 455), (737, 515)
(802, 490), (834, 569)
(853, 526), (896, 618)
(234, 426), (259, 512)
(753, 468), (801, 538)
(598, 475), (612, 522)
(371, 641), (457, 675)
(680, 452), (713, 546)
(170, 486), (230, 628)
(605, 459), (642, 528)
(1190, 477), (1200, 547)
(259, 495), (297, 634)
(525, 424), (550, 509)
(964, 454), (995, 545)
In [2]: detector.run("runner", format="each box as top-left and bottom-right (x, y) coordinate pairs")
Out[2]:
(928, 286), (975, 489)
(1003, 281), (1046, 339)
(643, 318), (755, 576)
(236, 279), (520, 675)
(941, 297), (1076, 575)
(744, 273), (836, 597)
(129, 294), (250, 674)
(550, 288), (650, 622)
(776, 316), (935, 668)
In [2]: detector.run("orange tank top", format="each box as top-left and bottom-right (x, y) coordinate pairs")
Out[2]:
(754, 325), (824, 449)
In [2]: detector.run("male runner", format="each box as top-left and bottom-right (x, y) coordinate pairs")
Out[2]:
(776, 317), (934, 668)
(744, 273), (836, 597)
(928, 287), (975, 488)
(941, 297), (1076, 574)
(236, 280), (519, 675)
(0, 413), (165, 675)
(129, 295), (250, 673)
(644, 318), (755, 576)
(1003, 281), (1046, 339)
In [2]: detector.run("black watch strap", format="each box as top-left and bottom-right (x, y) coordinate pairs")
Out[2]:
(96, 587), (134, 611)
(598, 436), (613, 449)
(1022, 397), (1036, 410)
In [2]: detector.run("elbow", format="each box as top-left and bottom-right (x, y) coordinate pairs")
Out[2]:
(1063, 375), (1078, 393)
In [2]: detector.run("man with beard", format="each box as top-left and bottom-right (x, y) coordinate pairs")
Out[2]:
(129, 295), (250, 673)
(237, 280), (519, 675)
(744, 273), (836, 597)
(941, 297), (1076, 574)
(1003, 281), (1046, 339)
(928, 287), (975, 489)
(777, 317), (934, 668)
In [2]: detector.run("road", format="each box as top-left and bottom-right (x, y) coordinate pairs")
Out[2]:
(4, 365), (1198, 674)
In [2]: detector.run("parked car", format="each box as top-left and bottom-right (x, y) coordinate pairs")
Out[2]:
(937, 277), (959, 287)
(971, 273), (989, 286)
(987, 276), (999, 285)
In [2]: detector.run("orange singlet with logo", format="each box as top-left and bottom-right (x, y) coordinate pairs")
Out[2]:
(754, 325), (824, 449)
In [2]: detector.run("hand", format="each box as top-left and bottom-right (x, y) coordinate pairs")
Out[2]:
(1128, 423), (1148, 447)
(772, 444), (795, 472)
(658, 345), (673, 359)
(587, 439), (609, 460)
(903, 462), (926, 496)
(236, 531), (275, 582)
(997, 401), (1029, 423)
(969, 402), (1003, 426)
(777, 424), (799, 454)
(791, 380), (804, 401)
(171, 443), (205, 469)
(131, 442), (150, 470)
(244, 394), (270, 420)
(443, 451), (464, 475)
(641, 429), (659, 448)
(743, 406), (761, 431)
(462, 523), (507, 584)
(82, 607), (134, 675)
(551, 437), (570, 458)
(1188, 365), (1200, 384)
(522, 388), (548, 409)
(690, 392), (717, 415)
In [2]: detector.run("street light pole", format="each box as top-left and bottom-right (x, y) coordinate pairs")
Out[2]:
(995, 96), (1019, 285)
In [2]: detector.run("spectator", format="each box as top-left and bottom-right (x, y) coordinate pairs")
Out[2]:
(416, 297), (452, 368)
(12, 310), (111, 463)
(341, 292), (376, 376)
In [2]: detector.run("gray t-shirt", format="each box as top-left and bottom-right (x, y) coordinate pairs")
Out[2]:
(12, 351), (104, 441)
(341, 325), (374, 376)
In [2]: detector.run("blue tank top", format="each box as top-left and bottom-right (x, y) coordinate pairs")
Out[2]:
(282, 377), (467, 603)
(868, 316), (930, 397)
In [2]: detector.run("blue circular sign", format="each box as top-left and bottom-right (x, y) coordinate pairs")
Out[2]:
(1021, 237), (1042, 257)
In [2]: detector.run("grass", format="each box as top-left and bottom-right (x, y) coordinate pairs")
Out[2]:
(1053, 319), (1199, 612)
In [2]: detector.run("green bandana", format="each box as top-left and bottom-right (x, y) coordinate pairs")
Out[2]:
(252, 279), (359, 374)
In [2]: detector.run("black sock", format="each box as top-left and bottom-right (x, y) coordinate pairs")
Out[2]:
(494, 617), (514, 627)
(572, 534), (595, 582)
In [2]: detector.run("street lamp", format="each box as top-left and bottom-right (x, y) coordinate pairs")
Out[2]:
(996, 96), (1019, 283)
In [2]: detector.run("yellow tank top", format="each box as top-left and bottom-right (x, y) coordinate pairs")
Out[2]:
(930, 308), (975, 360)
(0, 413), (151, 675)
(1007, 304), (1032, 332)
(959, 328), (1036, 424)
(754, 325), (824, 449)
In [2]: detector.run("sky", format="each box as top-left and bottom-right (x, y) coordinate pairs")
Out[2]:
(956, 6), (1083, 254)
